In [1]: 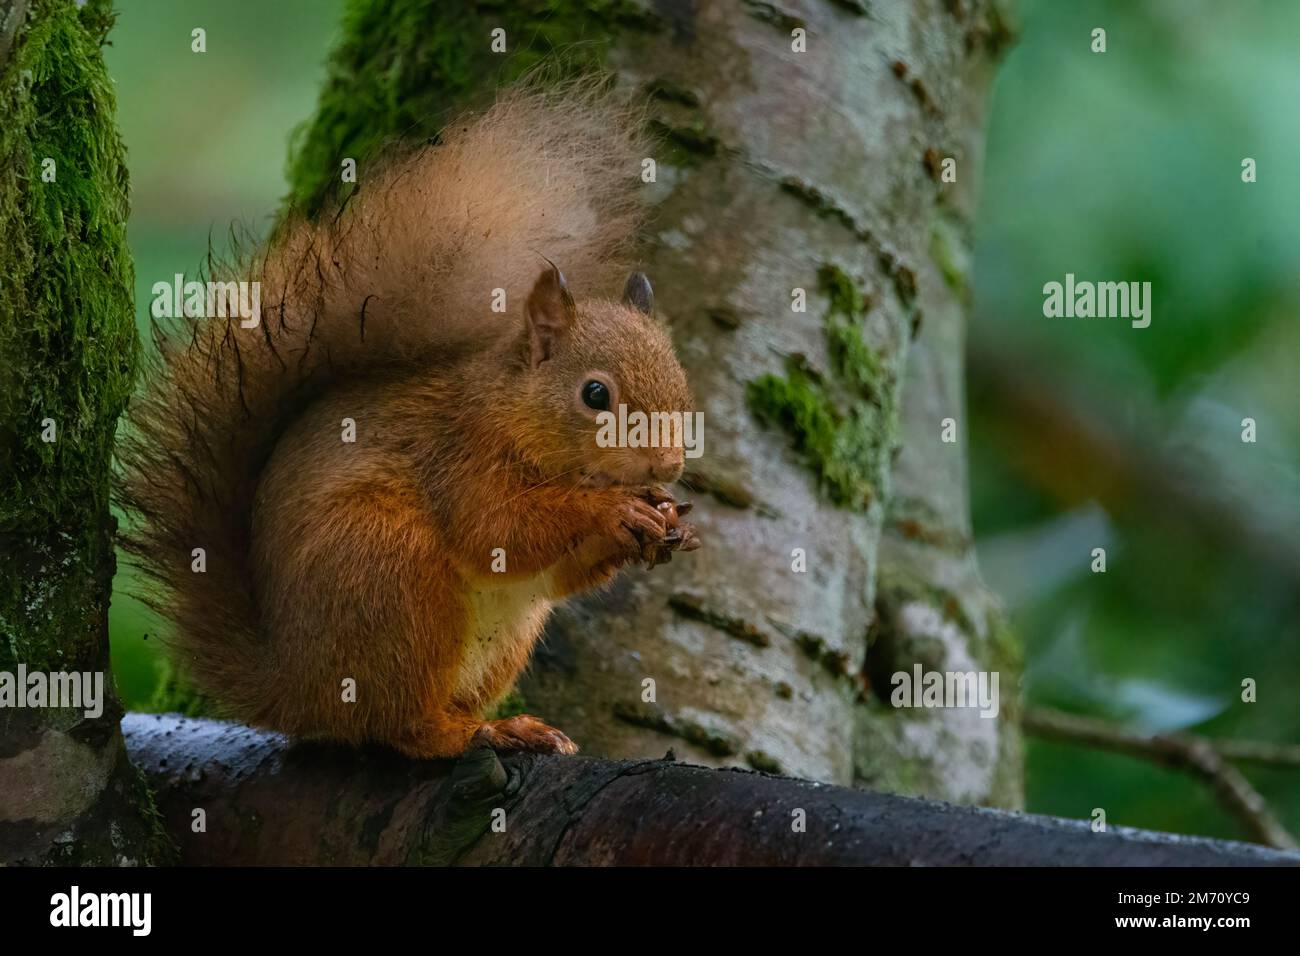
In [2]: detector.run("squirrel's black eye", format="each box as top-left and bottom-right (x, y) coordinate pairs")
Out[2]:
(581, 380), (611, 411)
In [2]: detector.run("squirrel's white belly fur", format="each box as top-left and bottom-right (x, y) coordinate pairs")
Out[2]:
(456, 571), (556, 704)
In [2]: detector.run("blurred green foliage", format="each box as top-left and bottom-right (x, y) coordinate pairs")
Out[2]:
(103, 0), (1299, 843)
(972, 0), (1300, 841)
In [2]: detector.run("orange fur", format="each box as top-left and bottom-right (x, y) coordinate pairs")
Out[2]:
(117, 84), (694, 758)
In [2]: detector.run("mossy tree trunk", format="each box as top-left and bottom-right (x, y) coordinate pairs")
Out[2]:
(0, 0), (170, 864)
(283, 0), (1019, 799)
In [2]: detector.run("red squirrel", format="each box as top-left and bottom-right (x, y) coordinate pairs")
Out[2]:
(117, 86), (699, 758)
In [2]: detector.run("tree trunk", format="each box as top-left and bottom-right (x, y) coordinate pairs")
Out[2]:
(283, 0), (1019, 795)
(0, 0), (170, 864)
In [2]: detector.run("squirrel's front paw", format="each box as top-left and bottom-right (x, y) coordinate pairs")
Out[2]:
(472, 715), (578, 755)
(596, 490), (701, 571)
(608, 496), (670, 561)
(637, 489), (701, 569)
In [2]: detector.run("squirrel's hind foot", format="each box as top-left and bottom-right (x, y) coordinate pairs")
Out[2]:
(472, 714), (578, 755)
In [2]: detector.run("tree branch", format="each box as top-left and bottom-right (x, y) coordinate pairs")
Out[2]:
(1023, 706), (1297, 850)
(123, 714), (1299, 866)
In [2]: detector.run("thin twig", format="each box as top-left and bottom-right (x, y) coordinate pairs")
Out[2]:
(1211, 738), (1300, 768)
(1023, 706), (1298, 850)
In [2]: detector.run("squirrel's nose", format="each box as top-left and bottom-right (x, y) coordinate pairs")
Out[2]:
(649, 447), (685, 482)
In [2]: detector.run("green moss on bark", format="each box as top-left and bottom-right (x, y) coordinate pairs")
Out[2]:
(284, 0), (661, 218)
(0, 0), (175, 865)
(747, 265), (898, 510)
(0, 0), (136, 672)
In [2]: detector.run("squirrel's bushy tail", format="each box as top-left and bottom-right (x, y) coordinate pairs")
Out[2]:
(116, 83), (646, 717)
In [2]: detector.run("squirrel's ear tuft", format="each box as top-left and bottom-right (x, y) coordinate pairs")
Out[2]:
(525, 263), (577, 367)
(622, 272), (654, 315)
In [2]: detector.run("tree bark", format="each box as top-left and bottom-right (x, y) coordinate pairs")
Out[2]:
(124, 714), (1297, 866)
(856, 0), (1020, 805)
(281, 0), (1020, 796)
(0, 0), (170, 864)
